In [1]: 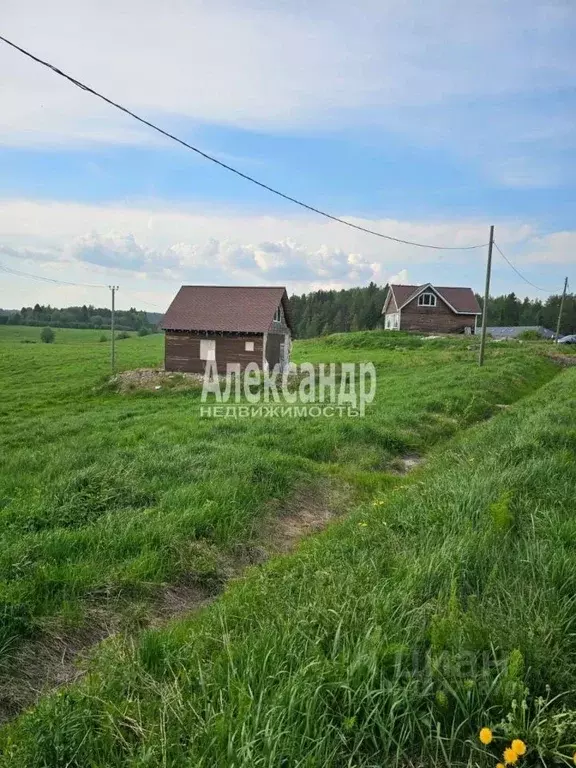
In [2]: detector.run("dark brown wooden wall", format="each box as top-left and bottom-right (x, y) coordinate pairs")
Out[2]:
(265, 333), (282, 368)
(165, 332), (264, 373)
(400, 295), (476, 333)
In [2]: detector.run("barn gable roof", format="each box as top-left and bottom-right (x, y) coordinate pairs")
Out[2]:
(384, 284), (481, 315)
(162, 285), (292, 333)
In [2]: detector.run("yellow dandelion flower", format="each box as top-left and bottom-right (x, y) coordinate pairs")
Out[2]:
(496, 764), (505, 768)
(511, 739), (526, 756)
(479, 727), (493, 745)
(504, 747), (519, 764)
(572, 753), (576, 766)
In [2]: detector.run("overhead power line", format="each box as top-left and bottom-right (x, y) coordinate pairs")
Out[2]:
(0, 34), (488, 252)
(492, 242), (557, 294)
(121, 289), (165, 310)
(0, 262), (107, 289)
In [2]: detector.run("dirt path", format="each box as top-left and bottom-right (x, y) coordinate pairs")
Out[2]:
(0, 477), (364, 722)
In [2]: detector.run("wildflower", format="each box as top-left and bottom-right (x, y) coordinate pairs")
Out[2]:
(497, 764), (505, 768)
(504, 747), (519, 764)
(479, 728), (493, 745)
(511, 740), (526, 756)
(572, 753), (576, 765)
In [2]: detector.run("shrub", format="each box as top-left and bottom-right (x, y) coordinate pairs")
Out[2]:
(517, 330), (542, 341)
(40, 327), (55, 344)
(98, 334), (107, 343)
(116, 331), (131, 340)
(137, 327), (149, 337)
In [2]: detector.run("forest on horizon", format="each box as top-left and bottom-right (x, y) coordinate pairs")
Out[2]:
(1, 284), (574, 337)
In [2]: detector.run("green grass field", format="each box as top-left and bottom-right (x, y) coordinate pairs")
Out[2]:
(0, 324), (573, 765)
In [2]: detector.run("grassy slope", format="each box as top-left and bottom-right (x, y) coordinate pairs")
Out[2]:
(0, 327), (556, 656)
(1, 356), (575, 765)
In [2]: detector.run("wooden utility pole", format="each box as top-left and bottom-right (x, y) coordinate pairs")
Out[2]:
(109, 285), (119, 374)
(555, 277), (568, 342)
(478, 225), (495, 367)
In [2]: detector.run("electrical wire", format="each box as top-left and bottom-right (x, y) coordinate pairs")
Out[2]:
(492, 242), (558, 294)
(0, 34), (489, 252)
(0, 262), (167, 310)
(0, 262), (107, 289)
(121, 290), (165, 310)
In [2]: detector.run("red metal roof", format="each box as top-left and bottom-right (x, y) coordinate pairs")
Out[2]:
(162, 285), (292, 332)
(388, 284), (480, 314)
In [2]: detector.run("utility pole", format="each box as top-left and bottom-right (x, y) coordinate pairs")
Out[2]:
(109, 285), (119, 374)
(555, 277), (568, 342)
(478, 225), (495, 367)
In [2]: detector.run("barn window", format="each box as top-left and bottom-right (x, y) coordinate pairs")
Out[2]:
(418, 292), (436, 307)
(200, 339), (216, 360)
(245, 341), (254, 352)
(274, 305), (282, 322)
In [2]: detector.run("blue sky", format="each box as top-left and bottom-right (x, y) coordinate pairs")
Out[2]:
(0, 0), (575, 310)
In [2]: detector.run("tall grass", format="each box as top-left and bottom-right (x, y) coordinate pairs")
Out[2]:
(1, 363), (575, 766)
(0, 328), (557, 658)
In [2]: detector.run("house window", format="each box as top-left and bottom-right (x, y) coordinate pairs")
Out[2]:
(245, 340), (254, 352)
(418, 292), (436, 307)
(200, 339), (216, 360)
(274, 306), (282, 322)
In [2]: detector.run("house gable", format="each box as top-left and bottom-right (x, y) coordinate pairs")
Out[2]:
(401, 284), (457, 315)
(382, 287), (399, 314)
(267, 298), (291, 334)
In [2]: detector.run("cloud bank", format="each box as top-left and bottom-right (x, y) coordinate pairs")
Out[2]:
(0, 199), (571, 308)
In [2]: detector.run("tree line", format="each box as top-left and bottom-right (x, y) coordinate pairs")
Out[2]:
(0, 304), (155, 332)
(2, 288), (574, 338)
(289, 284), (576, 338)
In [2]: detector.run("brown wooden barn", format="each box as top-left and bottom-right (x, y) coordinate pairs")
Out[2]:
(382, 283), (481, 334)
(162, 285), (293, 373)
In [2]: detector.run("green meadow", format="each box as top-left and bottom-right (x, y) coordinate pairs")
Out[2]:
(0, 324), (574, 765)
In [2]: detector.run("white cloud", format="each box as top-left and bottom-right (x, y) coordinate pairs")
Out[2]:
(520, 231), (576, 265)
(1, 0), (574, 162)
(387, 269), (410, 285)
(0, 198), (572, 307)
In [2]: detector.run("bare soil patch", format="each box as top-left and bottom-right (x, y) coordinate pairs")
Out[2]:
(547, 353), (576, 367)
(263, 480), (354, 554)
(388, 453), (425, 475)
(111, 368), (205, 393)
(0, 480), (352, 723)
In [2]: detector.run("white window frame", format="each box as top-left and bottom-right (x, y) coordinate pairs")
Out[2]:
(418, 292), (437, 307)
(245, 340), (255, 352)
(200, 339), (216, 360)
(274, 306), (282, 322)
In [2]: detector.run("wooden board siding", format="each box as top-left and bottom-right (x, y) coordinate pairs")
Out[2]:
(165, 332), (264, 374)
(268, 318), (290, 335)
(400, 295), (477, 334)
(267, 301), (291, 336)
(383, 290), (399, 314)
(265, 333), (282, 369)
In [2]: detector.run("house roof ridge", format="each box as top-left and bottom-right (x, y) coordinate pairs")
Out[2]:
(162, 285), (292, 333)
(179, 284), (286, 289)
